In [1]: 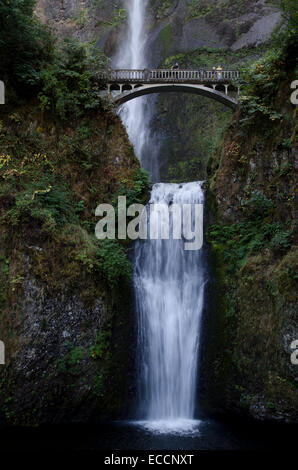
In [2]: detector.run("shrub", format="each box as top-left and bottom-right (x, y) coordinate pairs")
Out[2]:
(0, 153), (81, 230)
(97, 239), (132, 287)
(243, 191), (273, 219)
(270, 229), (291, 253)
(90, 330), (111, 360)
(0, 0), (53, 95)
(38, 39), (109, 119)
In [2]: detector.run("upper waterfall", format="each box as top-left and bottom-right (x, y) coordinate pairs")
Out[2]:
(113, 0), (160, 181)
(113, 0), (149, 167)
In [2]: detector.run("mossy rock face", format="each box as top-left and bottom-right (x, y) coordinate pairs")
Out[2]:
(0, 102), (143, 427)
(202, 60), (298, 424)
(35, 0), (281, 59)
(0, 273), (135, 426)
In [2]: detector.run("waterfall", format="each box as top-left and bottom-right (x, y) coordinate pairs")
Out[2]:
(134, 182), (205, 431)
(114, 0), (149, 167)
(114, 1), (206, 432)
(114, 0), (160, 181)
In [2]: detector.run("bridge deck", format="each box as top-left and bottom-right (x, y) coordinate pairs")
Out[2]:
(99, 69), (240, 84)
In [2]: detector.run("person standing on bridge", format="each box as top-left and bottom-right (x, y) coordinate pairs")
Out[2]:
(171, 62), (179, 79)
(216, 65), (223, 79)
(143, 68), (150, 81)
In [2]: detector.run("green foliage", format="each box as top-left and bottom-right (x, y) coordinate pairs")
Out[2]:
(97, 239), (132, 287)
(242, 190), (273, 219)
(186, 0), (211, 20)
(94, 168), (148, 287)
(158, 25), (173, 55)
(72, 8), (89, 29)
(239, 49), (286, 125)
(92, 373), (105, 397)
(163, 45), (263, 70)
(90, 330), (111, 360)
(114, 168), (149, 207)
(0, 0), (53, 95)
(98, 5), (127, 31)
(38, 39), (109, 119)
(0, 153), (81, 230)
(280, 0), (298, 37)
(209, 215), (292, 274)
(239, 0), (298, 125)
(168, 159), (202, 183)
(56, 343), (84, 375)
(156, 0), (172, 17)
(270, 228), (291, 253)
(281, 138), (291, 149)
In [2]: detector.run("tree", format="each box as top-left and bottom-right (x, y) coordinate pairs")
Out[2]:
(0, 0), (53, 95)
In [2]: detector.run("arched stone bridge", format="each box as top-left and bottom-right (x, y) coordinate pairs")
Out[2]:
(98, 69), (240, 109)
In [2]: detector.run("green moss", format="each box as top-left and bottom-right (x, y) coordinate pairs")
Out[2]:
(56, 343), (85, 376)
(204, 42), (297, 420)
(158, 24), (173, 57)
(90, 330), (112, 360)
(156, 0), (172, 18)
(185, 0), (212, 20)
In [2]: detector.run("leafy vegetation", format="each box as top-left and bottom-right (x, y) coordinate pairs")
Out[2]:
(97, 239), (132, 287)
(0, 153), (81, 231)
(156, 0), (172, 18)
(113, 168), (150, 208)
(186, 0), (212, 20)
(0, 0), (53, 96)
(0, 0), (110, 115)
(209, 219), (292, 275)
(56, 342), (84, 375)
(238, 0), (298, 126)
(38, 39), (109, 120)
(90, 330), (112, 360)
(0, 2), (149, 291)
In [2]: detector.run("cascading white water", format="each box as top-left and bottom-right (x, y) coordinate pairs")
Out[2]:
(114, 0), (160, 181)
(114, 1), (206, 432)
(134, 182), (205, 431)
(114, 0), (150, 166)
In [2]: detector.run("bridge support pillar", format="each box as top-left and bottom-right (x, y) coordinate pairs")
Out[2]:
(107, 84), (111, 94)
(224, 84), (229, 95)
(212, 84), (217, 90)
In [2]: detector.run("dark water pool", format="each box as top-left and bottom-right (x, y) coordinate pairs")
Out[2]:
(0, 417), (296, 452)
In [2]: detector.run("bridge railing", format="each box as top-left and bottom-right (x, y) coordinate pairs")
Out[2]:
(98, 69), (240, 82)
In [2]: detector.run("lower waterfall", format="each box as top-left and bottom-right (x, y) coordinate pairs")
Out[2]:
(133, 182), (206, 431)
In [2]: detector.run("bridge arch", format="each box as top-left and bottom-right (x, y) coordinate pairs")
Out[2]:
(113, 83), (238, 109)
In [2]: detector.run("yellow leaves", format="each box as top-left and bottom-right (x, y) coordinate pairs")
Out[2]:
(0, 154), (11, 168)
(31, 185), (52, 200)
(8, 112), (21, 123)
(1, 167), (26, 179)
(22, 153), (51, 167)
(10, 275), (25, 292)
(0, 153), (54, 180)
(225, 141), (241, 159)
